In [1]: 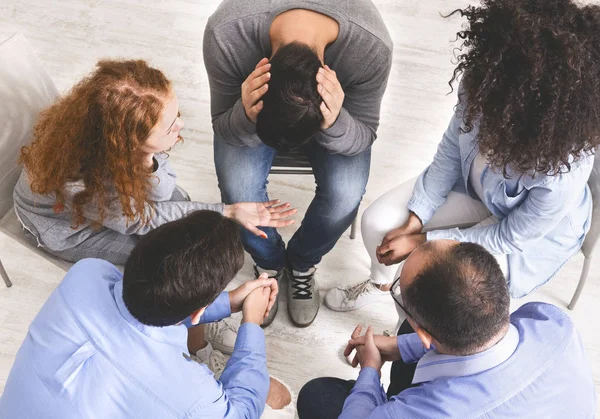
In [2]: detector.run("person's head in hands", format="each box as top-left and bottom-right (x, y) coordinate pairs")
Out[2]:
(122, 210), (244, 327)
(256, 42), (324, 151)
(395, 240), (510, 356)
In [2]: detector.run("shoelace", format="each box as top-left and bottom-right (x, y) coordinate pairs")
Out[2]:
(291, 271), (314, 300)
(254, 265), (282, 280)
(208, 351), (227, 380)
(345, 280), (373, 302)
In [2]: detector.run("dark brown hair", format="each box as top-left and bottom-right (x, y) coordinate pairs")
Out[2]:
(123, 210), (244, 326)
(447, 0), (600, 175)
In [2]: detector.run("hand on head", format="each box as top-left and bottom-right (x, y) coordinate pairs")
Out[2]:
(242, 58), (271, 123)
(316, 65), (344, 129)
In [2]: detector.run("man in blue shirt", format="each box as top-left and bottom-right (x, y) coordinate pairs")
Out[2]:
(298, 240), (596, 418)
(0, 210), (290, 418)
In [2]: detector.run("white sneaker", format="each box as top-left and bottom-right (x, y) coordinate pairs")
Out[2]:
(325, 279), (391, 312)
(188, 342), (228, 380)
(205, 314), (241, 355)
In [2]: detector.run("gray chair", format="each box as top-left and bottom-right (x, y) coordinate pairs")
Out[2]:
(0, 33), (69, 288)
(269, 149), (358, 239)
(568, 153), (600, 309)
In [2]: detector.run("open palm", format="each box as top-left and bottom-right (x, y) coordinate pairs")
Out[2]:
(225, 200), (297, 238)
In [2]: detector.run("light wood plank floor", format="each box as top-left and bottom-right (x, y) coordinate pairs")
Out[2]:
(1, 0), (598, 416)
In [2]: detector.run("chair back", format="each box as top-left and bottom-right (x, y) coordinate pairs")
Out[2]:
(582, 152), (600, 257)
(0, 34), (59, 218)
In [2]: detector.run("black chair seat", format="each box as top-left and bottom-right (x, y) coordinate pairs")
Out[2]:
(272, 149), (311, 168)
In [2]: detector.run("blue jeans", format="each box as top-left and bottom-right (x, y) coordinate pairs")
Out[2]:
(214, 138), (371, 272)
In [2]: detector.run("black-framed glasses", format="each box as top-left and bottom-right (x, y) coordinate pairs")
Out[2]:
(390, 276), (412, 319)
(390, 276), (437, 341)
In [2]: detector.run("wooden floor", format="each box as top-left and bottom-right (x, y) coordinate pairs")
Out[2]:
(0, 0), (598, 416)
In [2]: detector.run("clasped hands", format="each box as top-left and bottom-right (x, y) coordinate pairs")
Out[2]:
(344, 325), (401, 374)
(242, 57), (344, 129)
(376, 212), (426, 266)
(229, 273), (278, 326)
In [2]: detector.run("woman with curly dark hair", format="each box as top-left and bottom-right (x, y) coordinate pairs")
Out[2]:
(326, 0), (600, 311)
(14, 59), (296, 265)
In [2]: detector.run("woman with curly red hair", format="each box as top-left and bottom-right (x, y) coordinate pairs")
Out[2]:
(14, 59), (296, 265)
(326, 0), (600, 311)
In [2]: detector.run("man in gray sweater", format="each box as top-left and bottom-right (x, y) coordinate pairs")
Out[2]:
(204, 0), (392, 327)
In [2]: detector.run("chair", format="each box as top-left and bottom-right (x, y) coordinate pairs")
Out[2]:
(269, 149), (358, 239)
(568, 153), (600, 309)
(0, 33), (70, 288)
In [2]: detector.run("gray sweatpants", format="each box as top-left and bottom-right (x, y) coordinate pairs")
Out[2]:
(42, 186), (191, 265)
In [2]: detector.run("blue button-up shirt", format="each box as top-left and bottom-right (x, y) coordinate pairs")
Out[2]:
(340, 303), (596, 418)
(407, 104), (594, 297)
(0, 259), (270, 418)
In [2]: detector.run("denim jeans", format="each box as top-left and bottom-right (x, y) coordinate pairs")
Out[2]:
(297, 321), (418, 419)
(214, 137), (371, 272)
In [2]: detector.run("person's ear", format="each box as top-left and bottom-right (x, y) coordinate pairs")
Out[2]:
(190, 307), (207, 326)
(415, 326), (433, 350)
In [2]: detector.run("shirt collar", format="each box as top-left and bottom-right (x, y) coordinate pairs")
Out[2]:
(113, 280), (188, 345)
(412, 324), (520, 384)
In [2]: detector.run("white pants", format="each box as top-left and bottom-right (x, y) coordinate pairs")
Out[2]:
(362, 178), (507, 285)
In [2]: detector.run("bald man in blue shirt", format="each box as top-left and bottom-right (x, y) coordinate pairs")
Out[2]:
(298, 240), (596, 418)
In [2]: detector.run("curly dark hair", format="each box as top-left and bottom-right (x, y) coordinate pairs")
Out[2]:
(447, 0), (600, 175)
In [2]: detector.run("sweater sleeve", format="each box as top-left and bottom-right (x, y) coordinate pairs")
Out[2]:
(77, 195), (224, 236)
(203, 22), (262, 148)
(317, 48), (392, 156)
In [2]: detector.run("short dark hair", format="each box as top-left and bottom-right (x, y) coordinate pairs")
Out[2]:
(404, 242), (510, 355)
(122, 210), (244, 326)
(256, 42), (324, 151)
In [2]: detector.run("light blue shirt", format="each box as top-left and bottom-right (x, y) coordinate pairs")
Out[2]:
(0, 259), (270, 418)
(340, 303), (596, 419)
(407, 106), (594, 297)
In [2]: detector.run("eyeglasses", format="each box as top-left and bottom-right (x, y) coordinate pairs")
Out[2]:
(390, 275), (437, 341)
(389, 276), (413, 319)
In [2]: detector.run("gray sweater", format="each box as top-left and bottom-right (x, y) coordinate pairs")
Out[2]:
(13, 153), (223, 251)
(203, 0), (393, 156)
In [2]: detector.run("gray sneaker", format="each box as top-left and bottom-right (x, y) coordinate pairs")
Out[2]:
(287, 267), (320, 328)
(254, 265), (283, 328)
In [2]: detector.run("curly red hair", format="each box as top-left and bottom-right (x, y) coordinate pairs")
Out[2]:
(20, 59), (175, 226)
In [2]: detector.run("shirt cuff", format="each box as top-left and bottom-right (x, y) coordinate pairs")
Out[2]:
(426, 227), (462, 242)
(407, 195), (436, 226)
(353, 367), (387, 404)
(235, 322), (266, 352)
(397, 333), (429, 363)
(180, 292), (231, 328)
(321, 107), (350, 138)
